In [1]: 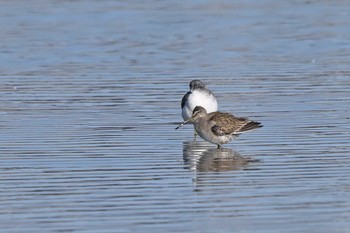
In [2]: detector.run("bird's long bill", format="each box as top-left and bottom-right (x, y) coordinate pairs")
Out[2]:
(175, 119), (190, 130)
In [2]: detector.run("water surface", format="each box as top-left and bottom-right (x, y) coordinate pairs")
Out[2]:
(1, 1), (350, 233)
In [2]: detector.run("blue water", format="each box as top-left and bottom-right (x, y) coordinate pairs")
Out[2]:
(1, 1), (350, 232)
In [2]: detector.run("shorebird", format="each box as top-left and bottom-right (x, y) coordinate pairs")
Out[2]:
(176, 106), (262, 148)
(181, 80), (218, 136)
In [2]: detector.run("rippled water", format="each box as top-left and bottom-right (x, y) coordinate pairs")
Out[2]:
(1, 1), (350, 232)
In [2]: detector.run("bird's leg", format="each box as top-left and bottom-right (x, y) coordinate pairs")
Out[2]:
(193, 130), (197, 141)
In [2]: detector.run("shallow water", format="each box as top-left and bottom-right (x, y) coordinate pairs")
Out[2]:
(1, 1), (350, 232)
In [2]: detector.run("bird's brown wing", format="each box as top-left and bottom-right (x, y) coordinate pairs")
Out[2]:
(209, 112), (249, 136)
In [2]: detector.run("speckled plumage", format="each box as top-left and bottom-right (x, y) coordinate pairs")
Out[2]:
(176, 106), (262, 148)
(208, 112), (258, 136)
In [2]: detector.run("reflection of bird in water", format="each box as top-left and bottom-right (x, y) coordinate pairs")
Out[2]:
(182, 141), (257, 173)
(197, 148), (253, 172)
(183, 140), (212, 171)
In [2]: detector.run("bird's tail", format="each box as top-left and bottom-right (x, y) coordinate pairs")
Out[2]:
(239, 121), (263, 133)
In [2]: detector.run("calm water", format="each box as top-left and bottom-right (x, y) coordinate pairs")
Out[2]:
(1, 1), (350, 232)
